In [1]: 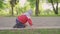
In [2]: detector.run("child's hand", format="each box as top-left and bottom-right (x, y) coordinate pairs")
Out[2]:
(24, 24), (28, 27)
(30, 26), (33, 29)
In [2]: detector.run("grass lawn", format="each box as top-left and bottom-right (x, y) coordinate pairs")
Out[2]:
(0, 29), (60, 34)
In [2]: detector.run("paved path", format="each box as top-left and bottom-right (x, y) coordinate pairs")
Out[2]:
(0, 17), (60, 29)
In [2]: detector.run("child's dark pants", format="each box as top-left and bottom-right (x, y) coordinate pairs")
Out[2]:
(13, 19), (25, 28)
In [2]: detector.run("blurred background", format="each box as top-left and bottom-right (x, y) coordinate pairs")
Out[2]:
(0, 0), (60, 17)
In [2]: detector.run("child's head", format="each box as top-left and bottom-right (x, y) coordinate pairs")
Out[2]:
(24, 9), (33, 17)
(27, 9), (33, 16)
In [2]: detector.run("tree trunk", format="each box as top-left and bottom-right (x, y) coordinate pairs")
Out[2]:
(55, 0), (58, 14)
(51, 0), (58, 15)
(51, 0), (56, 12)
(11, 6), (14, 16)
(35, 0), (39, 16)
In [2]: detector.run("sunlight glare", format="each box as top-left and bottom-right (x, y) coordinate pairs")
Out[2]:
(19, 0), (26, 7)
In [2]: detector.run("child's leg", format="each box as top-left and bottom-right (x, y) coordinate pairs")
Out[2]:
(16, 19), (19, 23)
(13, 19), (20, 28)
(13, 19), (25, 28)
(16, 22), (25, 28)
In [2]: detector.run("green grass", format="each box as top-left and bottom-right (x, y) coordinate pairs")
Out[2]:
(0, 29), (60, 34)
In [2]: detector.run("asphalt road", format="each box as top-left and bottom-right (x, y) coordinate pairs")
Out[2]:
(0, 17), (60, 29)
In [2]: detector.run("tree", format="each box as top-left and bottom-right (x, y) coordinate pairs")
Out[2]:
(48, 0), (60, 14)
(27, 0), (40, 16)
(10, 0), (19, 16)
(35, 0), (39, 16)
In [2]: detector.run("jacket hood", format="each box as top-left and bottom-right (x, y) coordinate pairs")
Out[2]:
(24, 9), (33, 17)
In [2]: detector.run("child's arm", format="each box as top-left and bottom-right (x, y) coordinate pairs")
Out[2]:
(28, 18), (32, 26)
(28, 19), (33, 29)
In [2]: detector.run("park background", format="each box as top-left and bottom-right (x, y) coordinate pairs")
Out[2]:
(0, 0), (60, 16)
(0, 0), (60, 34)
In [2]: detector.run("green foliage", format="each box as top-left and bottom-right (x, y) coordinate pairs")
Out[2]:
(27, 0), (36, 8)
(58, 7), (60, 15)
(0, 9), (9, 16)
(0, 0), (60, 16)
(0, 0), (5, 9)
(48, 0), (60, 3)
(43, 9), (54, 15)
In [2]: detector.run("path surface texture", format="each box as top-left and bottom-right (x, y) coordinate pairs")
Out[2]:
(0, 17), (60, 29)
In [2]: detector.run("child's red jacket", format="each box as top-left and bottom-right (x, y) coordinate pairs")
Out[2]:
(18, 14), (32, 26)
